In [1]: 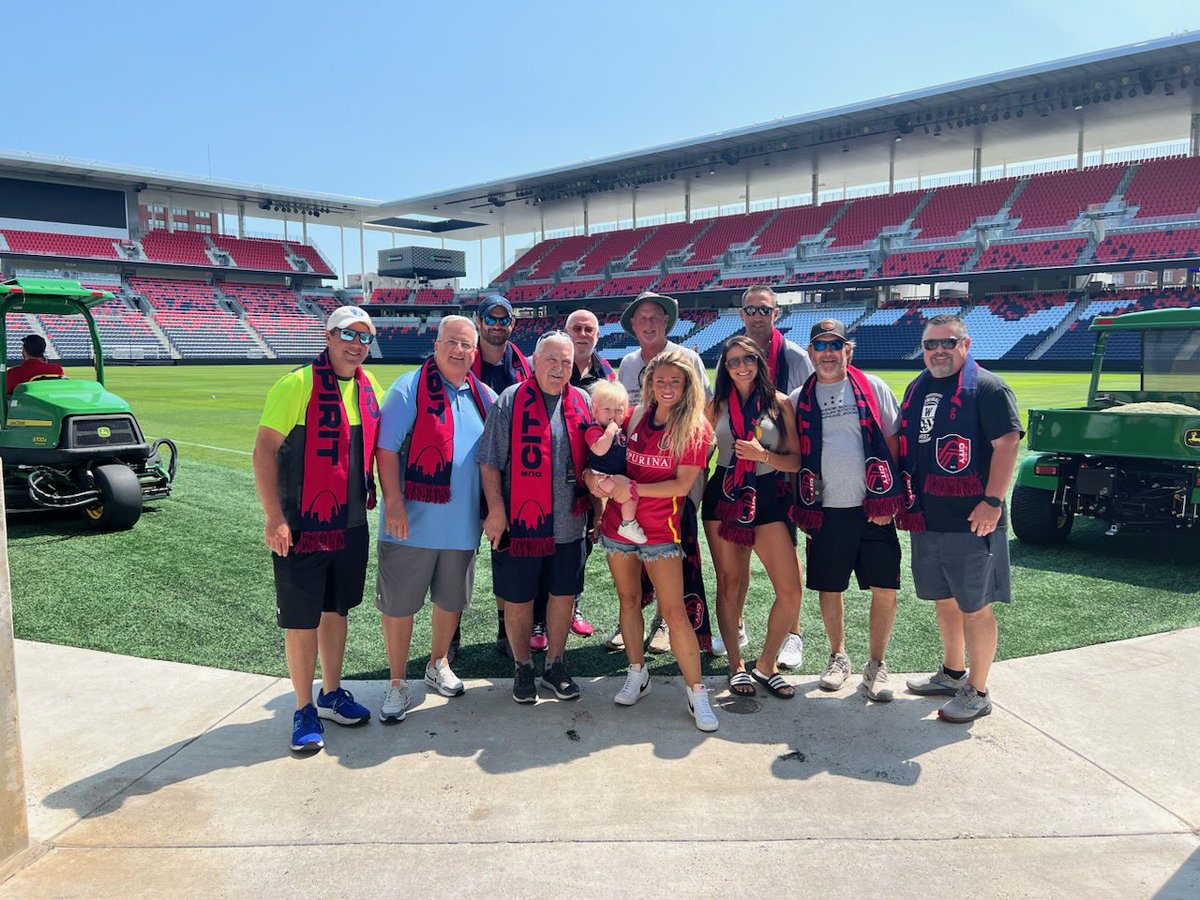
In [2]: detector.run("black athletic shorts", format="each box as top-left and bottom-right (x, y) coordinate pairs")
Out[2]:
(701, 468), (792, 528)
(492, 539), (587, 605)
(273, 525), (368, 629)
(804, 506), (901, 593)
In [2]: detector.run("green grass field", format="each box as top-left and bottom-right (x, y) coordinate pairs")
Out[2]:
(7, 364), (1198, 681)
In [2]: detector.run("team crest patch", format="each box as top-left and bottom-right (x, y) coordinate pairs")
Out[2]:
(864, 457), (894, 494)
(798, 468), (818, 506)
(935, 434), (972, 473)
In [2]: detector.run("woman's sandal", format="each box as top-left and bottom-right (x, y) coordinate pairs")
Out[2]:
(728, 670), (757, 697)
(751, 667), (796, 699)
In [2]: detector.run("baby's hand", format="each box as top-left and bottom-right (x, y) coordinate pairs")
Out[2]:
(605, 421), (619, 436)
(596, 474), (615, 496)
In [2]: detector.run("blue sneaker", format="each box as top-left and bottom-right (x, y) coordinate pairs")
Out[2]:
(316, 686), (371, 726)
(291, 704), (324, 752)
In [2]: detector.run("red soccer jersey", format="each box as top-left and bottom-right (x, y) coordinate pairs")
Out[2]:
(6, 358), (64, 393)
(602, 416), (710, 545)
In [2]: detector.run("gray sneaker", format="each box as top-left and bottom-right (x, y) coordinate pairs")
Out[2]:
(906, 667), (968, 696)
(938, 683), (993, 722)
(861, 659), (894, 702)
(817, 652), (852, 691)
(646, 615), (670, 654)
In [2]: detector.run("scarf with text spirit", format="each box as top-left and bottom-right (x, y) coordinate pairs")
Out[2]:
(404, 357), (492, 503)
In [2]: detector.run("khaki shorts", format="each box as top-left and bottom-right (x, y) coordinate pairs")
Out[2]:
(375, 542), (477, 618)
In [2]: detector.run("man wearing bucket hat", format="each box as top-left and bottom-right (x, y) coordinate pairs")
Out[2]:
(609, 291), (713, 655)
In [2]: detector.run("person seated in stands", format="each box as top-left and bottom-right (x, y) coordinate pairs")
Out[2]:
(6, 335), (64, 393)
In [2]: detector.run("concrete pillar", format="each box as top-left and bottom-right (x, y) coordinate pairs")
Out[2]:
(237, 202), (245, 239)
(0, 469), (29, 869)
(301, 213), (308, 244)
(539, 209), (545, 243)
(811, 168), (819, 205)
(888, 142), (897, 194)
(283, 218), (289, 242)
(339, 225), (346, 289)
(165, 203), (174, 233)
(499, 226), (506, 272)
(1076, 124), (1085, 171)
(684, 181), (692, 222)
(973, 146), (983, 185)
(479, 239), (485, 286)
(631, 190), (637, 227)
(744, 168), (751, 214)
(1190, 113), (1200, 157)
(583, 196), (590, 236)
(359, 225), (366, 283)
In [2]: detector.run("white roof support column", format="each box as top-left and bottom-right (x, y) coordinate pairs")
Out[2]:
(359, 224), (366, 285)
(499, 225), (506, 272)
(479, 239), (485, 288)
(0, 480), (29, 871)
(684, 180), (692, 222)
(237, 202), (245, 239)
(888, 141), (897, 194)
(583, 195), (590, 235)
(301, 213), (308, 244)
(165, 203), (174, 233)
(339, 225), (346, 289)
(283, 218), (289, 242)
(811, 165), (819, 205)
(631, 189), (637, 226)
(1190, 113), (1199, 157)
(744, 168), (751, 214)
(973, 145), (983, 184)
(539, 208), (545, 242)
(1076, 116), (1086, 171)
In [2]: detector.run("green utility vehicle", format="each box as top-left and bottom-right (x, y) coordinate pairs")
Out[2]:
(0, 278), (176, 529)
(1012, 306), (1200, 543)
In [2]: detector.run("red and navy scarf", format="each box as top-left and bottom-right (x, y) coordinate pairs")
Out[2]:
(472, 341), (531, 385)
(296, 350), (379, 553)
(896, 355), (985, 532)
(792, 367), (905, 532)
(508, 382), (591, 556)
(766, 328), (789, 391)
(404, 357), (492, 504)
(716, 386), (764, 546)
(588, 352), (616, 382)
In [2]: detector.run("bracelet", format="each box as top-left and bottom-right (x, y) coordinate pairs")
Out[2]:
(763, 451), (771, 466)
(629, 481), (639, 501)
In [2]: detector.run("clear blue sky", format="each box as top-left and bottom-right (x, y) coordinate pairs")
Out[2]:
(7, 0), (1200, 284)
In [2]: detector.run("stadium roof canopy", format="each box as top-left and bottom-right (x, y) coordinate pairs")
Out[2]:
(0, 148), (382, 226)
(368, 31), (1200, 241)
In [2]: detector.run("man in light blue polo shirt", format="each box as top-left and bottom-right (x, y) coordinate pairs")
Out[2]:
(374, 315), (496, 723)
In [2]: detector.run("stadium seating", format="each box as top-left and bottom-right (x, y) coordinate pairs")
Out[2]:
(222, 283), (324, 359)
(4, 315), (39, 362)
(790, 267), (869, 283)
(0, 230), (122, 261)
(849, 305), (960, 359)
(574, 228), (650, 276)
(974, 238), (1087, 271)
(593, 273), (658, 298)
(751, 205), (836, 256)
(375, 324), (435, 360)
(685, 212), (772, 265)
(654, 268), (719, 293)
(1008, 166), (1125, 231)
(544, 279), (603, 300)
(828, 193), (920, 248)
(286, 242), (335, 276)
(41, 298), (168, 362)
(129, 276), (263, 359)
(413, 288), (454, 305)
(1092, 227), (1200, 264)
(210, 235), (295, 272)
(960, 295), (1074, 360)
(505, 283), (550, 303)
(495, 239), (559, 282)
(369, 288), (414, 304)
(909, 179), (1015, 239)
(526, 234), (603, 279)
(626, 220), (709, 270)
(1123, 156), (1200, 219)
(881, 247), (972, 278)
(140, 230), (214, 266)
(1041, 289), (1200, 361)
(776, 305), (866, 346)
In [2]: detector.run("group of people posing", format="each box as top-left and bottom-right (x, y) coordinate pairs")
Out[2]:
(253, 286), (1023, 753)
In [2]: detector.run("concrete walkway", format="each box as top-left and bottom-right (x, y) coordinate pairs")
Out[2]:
(3, 631), (1199, 898)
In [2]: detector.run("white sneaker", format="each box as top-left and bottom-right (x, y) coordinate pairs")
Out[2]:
(777, 632), (804, 669)
(617, 520), (648, 544)
(424, 659), (465, 697)
(686, 684), (719, 732)
(379, 683), (410, 723)
(646, 615), (671, 654)
(614, 664), (651, 706)
(604, 626), (626, 652)
(710, 629), (728, 657)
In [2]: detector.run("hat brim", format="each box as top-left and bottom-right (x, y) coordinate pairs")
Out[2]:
(621, 295), (678, 339)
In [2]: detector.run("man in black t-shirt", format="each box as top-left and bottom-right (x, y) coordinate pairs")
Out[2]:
(901, 314), (1022, 723)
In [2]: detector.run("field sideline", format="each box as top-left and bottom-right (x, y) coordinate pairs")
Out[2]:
(8, 364), (1197, 681)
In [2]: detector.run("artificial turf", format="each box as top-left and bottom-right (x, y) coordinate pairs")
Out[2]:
(7, 364), (1198, 680)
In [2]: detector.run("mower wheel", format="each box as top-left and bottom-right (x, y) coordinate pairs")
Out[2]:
(83, 464), (143, 530)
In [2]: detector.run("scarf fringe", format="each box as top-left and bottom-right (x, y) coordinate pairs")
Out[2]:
(717, 518), (757, 546)
(863, 495), (905, 519)
(571, 495), (592, 517)
(404, 482), (451, 504)
(895, 511), (927, 533)
(294, 529), (346, 554)
(510, 536), (557, 558)
(924, 473), (985, 497)
(790, 506), (824, 532)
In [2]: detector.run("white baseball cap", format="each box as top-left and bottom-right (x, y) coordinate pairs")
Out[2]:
(326, 305), (376, 335)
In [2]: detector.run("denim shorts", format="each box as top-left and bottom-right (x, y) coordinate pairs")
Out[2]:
(601, 534), (682, 562)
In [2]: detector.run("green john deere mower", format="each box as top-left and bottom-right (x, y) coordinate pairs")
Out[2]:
(0, 277), (177, 529)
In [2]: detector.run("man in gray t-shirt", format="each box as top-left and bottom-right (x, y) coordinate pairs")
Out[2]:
(790, 318), (904, 705)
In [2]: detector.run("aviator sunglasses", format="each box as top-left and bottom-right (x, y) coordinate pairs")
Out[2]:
(742, 305), (775, 316)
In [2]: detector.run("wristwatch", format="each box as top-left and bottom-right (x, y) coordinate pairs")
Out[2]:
(981, 495), (1002, 508)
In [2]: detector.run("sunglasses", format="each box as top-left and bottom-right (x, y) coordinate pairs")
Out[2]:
(335, 328), (372, 345)
(923, 337), (963, 351)
(811, 339), (846, 352)
(741, 305), (775, 317)
(482, 314), (512, 327)
(724, 354), (760, 370)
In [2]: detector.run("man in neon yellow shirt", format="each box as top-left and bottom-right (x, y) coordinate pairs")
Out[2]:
(253, 306), (382, 752)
